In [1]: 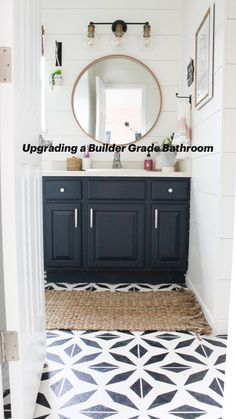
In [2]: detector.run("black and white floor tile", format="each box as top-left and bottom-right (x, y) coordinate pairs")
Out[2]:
(3, 389), (11, 419)
(34, 283), (226, 419)
(44, 282), (186, 292)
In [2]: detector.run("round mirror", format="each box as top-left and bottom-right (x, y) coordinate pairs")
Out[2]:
(72, 55), (162, 145)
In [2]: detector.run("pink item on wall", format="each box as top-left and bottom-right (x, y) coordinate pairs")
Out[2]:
(172, 100), (192, 160)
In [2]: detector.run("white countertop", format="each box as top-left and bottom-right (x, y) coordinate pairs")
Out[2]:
(42, 169), (191, 178)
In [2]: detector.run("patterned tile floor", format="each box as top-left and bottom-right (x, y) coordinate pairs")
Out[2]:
(33, 283), (227, 419)
(3, 389), (11, 419)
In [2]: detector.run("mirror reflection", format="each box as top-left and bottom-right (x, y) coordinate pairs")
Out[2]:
(72, 56), (162, 145)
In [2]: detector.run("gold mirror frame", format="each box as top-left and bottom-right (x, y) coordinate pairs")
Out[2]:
(71, 54), (162, 145)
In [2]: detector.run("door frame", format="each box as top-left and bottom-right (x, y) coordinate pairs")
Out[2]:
(223, 178), (236, 417)
(0, 1), (46, 417)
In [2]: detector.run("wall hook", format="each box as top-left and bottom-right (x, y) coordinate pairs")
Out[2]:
(55, 41), (62, 67)
(176, 93), (192, 104)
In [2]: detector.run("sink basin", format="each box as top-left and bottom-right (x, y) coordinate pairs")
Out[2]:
(84, 168), (168, 176)
(85, 168), (152, 176)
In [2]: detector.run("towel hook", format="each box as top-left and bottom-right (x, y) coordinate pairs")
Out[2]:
(175, 93), (192, 104)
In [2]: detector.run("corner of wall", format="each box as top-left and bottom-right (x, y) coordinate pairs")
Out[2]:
(186, 274), (228, 334)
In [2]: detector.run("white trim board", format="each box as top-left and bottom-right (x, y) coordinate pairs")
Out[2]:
(185, 275), (228, 335)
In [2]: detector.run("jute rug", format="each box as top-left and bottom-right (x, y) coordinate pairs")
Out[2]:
(45, 289), (211, 334)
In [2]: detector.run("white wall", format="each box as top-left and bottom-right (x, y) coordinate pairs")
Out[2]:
(220, 0), (236, 326)
(183, 0), (235, 333)
(41, 0), (184, 162)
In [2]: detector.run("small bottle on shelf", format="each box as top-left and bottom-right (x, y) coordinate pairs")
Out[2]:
(144, 152), (153, 171)
(82, 145), (91, 170)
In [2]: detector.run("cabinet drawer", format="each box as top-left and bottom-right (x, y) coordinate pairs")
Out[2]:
(44, 179), (82, 201)
(151, 179), (189, 201)
(88, 180), (146, 200)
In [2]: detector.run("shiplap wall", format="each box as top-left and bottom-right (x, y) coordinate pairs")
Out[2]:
(41, 0), (183, 162)
(183, 0), (235, 333)
(218, 0), (236, 325)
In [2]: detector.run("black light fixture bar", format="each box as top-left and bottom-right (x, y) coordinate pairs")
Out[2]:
(91, 21), (149, 25)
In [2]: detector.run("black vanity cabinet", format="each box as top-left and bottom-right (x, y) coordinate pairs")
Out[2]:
(43, 179), (82, 268)
(150, 179), (190, 270)
(43, 176), (190, 283)
(150, 204), (189, 269)
(86, 178), (146, 269)
(44, 203), (82, 267)
(88, 203), (145, 268)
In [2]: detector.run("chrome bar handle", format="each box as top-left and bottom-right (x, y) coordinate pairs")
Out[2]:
(90, 208), (93, 228)
(154, 209), (158, 229)
(74, 208), (78, 228)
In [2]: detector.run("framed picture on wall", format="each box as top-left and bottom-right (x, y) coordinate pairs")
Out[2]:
(195, 4), (215, 109)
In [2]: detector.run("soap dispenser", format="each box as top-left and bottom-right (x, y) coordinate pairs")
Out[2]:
(82, 145), (91, 170)
(144, 152), (153, 171)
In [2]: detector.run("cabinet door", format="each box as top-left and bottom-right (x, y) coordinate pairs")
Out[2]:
(44, 203), (81, 267)
(88, 204), (145, 268)
(151, 204), (189, 269)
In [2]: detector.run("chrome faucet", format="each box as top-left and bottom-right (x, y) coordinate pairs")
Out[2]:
(112, 151), (122, 169)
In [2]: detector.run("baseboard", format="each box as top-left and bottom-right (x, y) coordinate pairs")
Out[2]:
(46, 270), (186, 284)
(211, 319), (228, 335)
(185, 275), (214, 332)
(186, 275), (228, 334)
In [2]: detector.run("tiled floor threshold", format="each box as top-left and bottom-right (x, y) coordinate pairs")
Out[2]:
(33, 283), (226, 419)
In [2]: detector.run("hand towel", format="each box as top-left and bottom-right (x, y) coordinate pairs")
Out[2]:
(172, 100), (192, 160)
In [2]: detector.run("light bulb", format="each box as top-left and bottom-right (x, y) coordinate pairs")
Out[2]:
(137, 34), (155, 51)
(110, 33), (126, 50)
(87, 37), (94, 47)
(143, 37), (151, 47)
(115, 36), (123, 46)
(82, 33), (100, 50)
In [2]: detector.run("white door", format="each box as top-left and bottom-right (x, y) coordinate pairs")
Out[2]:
(95, 76), (107, 141)
(0, 183), (9, 419)
(223, 180), (236, 417)
(0, 1), (46, 419)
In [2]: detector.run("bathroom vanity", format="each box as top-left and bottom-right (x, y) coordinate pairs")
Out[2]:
(43, 172), (190, 284)
(42, 54), (191, 284)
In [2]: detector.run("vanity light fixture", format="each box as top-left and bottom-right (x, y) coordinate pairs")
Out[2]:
(137, 21), (155, 51)
(111, 20), (127, 47)
(83, 22), (100, 50)
(84, 20), (153, 50)
(143, 22), (151, 46)
(87, 22), (95, 47)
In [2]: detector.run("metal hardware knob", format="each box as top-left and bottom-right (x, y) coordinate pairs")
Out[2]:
(60, 188), (65, 193)
(154, 209), (158, 229)
(90, 208), (94, 228)
(168, 188), (173, 193)
(74, 208), (78, 228)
